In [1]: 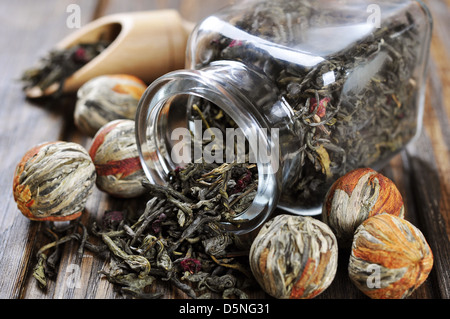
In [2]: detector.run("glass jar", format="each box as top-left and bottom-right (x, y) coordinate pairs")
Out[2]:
(136, 0), (432, 233)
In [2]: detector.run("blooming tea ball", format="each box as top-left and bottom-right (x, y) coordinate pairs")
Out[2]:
(13, 141), (96, 221)
(74, 74), (147, 136)
(349, 213), (433, 299)
(322, 168), (405, 246)
(249, 214), (338, 299)
(89, 119), (147, 198)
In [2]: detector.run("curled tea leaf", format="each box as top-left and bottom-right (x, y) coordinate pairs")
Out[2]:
(102, 234), (151, 278)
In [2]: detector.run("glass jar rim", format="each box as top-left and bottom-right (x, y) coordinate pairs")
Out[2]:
(135, 63), (282, 234)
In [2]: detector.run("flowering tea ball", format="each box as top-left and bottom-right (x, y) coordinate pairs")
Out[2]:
(349, 214), (433, 299)
(89, 119), (147, 198)
(74, 74), (147, 136)
(249, 214), (338, 299)
(13, 141), (96, 221)
(322, 168), (405, 246)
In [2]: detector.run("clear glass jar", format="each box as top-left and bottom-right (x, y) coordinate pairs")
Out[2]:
(136, 0), (432, 233)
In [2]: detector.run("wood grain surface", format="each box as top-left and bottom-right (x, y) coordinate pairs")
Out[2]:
(0, 0), (448, 300)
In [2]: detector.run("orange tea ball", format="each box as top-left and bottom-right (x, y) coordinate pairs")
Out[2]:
(349, 214), (433, 299)
(322, 168), (405, 246)
(89, 119), (147, 198)
(13, 141), (96, 221)
(74, 74), (147, 136)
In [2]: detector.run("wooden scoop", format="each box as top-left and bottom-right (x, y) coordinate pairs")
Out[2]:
(26, 10), (194, 98)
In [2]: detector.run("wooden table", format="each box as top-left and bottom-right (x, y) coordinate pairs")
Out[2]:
(1, 0), (448, 300)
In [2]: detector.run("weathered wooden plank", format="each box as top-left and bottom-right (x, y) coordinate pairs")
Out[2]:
(410, 0), (450, 299)
(389, 153), (439, 299)
(23, 0), (240, 300)
(0, 0), (448, 300)
(408, 139), (449, 300)
(0, 0), (99, 299)
(403, 93), (450, 298)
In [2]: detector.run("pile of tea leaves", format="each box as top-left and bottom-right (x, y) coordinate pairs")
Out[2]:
(21, 40), (110, 99)
(32, 161), (259, 299)
(91, 161), (258, 298)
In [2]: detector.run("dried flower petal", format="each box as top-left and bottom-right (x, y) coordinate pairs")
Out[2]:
(181, 258), (202, 274)
(151, 213), (167, 233)
(230, 170), (252, 194)
(102, 210), (126, 229)
(73, 47), (87, 63)
(309, 97), (330, 118)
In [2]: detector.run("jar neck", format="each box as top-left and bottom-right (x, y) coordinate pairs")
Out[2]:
(135, 60), (291, 233)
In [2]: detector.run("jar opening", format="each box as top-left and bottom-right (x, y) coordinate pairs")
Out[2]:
(136, 70), (281, 233)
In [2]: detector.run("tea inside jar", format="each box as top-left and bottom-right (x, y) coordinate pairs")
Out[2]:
(188, 0), (428, 211)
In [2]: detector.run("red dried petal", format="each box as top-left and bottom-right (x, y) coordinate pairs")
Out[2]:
(231, 170), (253, 194)
(73, 47), (87, 63)
(180, 258), (202, 274)
(309, 97), (330, 118)
(228, 39), (243, 48)
(102, 210), (125, 229)
(152, 213), (167, 233)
